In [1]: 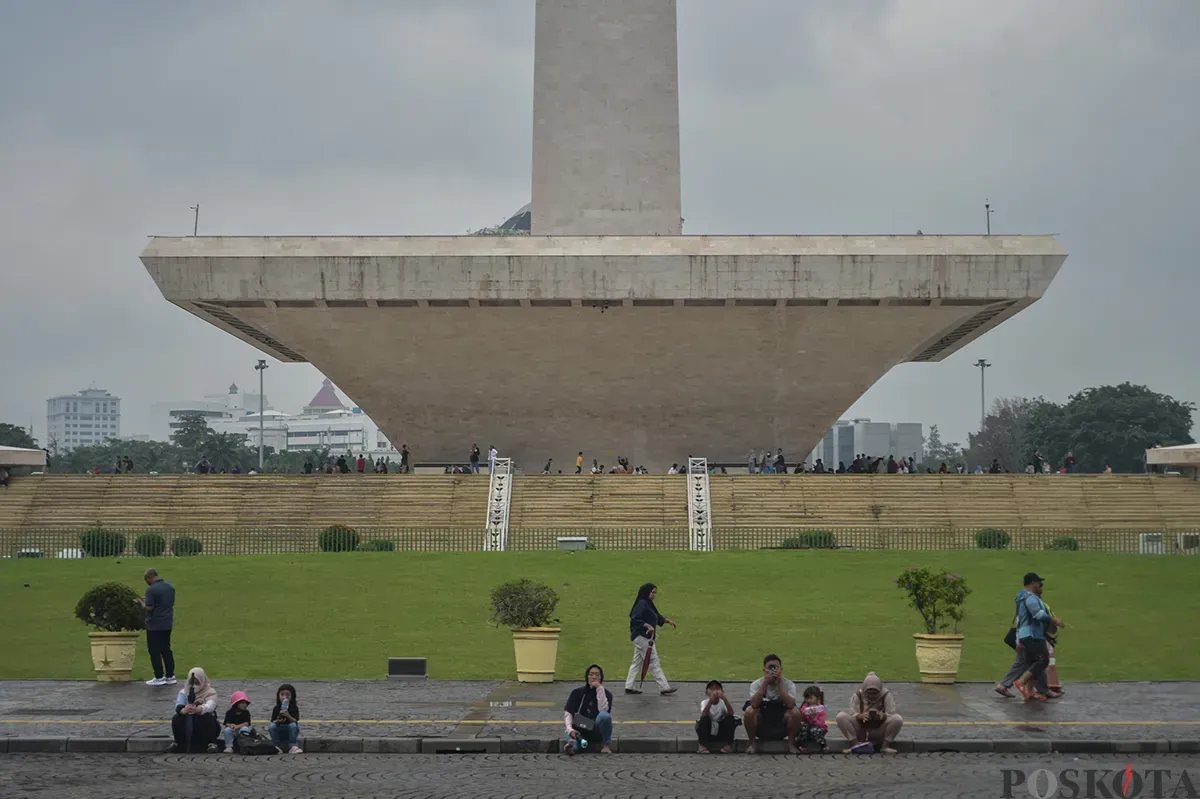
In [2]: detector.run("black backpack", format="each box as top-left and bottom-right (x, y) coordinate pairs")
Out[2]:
(234, 730), (279, 756)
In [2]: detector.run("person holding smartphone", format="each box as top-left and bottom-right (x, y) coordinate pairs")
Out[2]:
(835, 672), (904, 754)
(743, 654), (803, 754)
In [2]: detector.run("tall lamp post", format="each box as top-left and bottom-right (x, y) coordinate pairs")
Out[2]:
(985, 199), (994, 235)
(254, 359), (269, 470)
(190, 204), (200, 236)
(974, 359), (991, 430)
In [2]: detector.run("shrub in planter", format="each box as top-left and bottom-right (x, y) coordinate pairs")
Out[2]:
(359, 539), (395, 552)
(134, 533), (166, 558)
(781, 530), (837, 549)
(80, 527), (127, 557)
(975, 528), (1011, 550)
(170, 536), (204, 557)
(75, 582), (146, 632)
(1046, 536), (1080, 551)
(319, 525), (360, 552)
(489, 578), (559, 629)
(895, 566), (972, 634)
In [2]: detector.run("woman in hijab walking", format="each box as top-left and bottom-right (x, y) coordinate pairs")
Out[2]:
(170, 666), (221, 753)
(562, 664), (614, 754)
(624, 582), (678, 695)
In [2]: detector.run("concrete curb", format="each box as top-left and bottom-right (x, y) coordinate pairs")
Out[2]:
(2, 737), (1198, 755)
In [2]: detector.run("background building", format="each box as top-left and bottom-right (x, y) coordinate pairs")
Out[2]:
(168, 378), (397, 459)
(149, 383), (269, 442)
(807, 419), (924, 468)
(46, 388), (121, 452)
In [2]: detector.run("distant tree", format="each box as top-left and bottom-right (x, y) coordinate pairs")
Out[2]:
(966, 397), (1057, 473)
(0, 423), (37, 449)
(170, 415), (212, 452)
(1027, 383), (1194, 474)
(921, 424), (965, 471)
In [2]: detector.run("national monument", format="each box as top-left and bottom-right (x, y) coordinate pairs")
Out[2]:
(141, 0), (1067, 470)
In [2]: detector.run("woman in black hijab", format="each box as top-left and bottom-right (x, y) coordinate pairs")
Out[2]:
(623, 582), (677, 695)
(562, 664), (613, 755)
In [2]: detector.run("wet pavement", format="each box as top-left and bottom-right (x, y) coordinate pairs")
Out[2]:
(2, 679), (1198, 744)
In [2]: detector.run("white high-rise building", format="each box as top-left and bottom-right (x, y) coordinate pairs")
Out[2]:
(46, 388), (122, 452)
(807, 419), (924, 469)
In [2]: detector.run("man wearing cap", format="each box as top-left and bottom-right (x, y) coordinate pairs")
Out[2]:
(996, 573), (1060, 698)
(1011, 572), (1065, 701)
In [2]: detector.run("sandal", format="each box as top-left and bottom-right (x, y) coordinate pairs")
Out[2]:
(1013, 679), (1033, 700)
(994, 684), (1015, 698)
(697, 745), (710, 754)
(719, 745), (733, 754)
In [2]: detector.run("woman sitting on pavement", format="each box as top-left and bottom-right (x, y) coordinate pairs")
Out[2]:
(170, 667), (221, 753)
(563, 664), (613, 755)
(835, 672), (903, 754)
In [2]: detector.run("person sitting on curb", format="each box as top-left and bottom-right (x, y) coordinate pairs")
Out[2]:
(221, 691), (253, 753)
(170, 667), (220, 753)
(835, 672), (903, 754)
(269, 683), (303, 754)
(563, 664), (613, 755)
(797, 685), (828, 752)
(743, 654), (803, 754)
(696, 679), (738, 753)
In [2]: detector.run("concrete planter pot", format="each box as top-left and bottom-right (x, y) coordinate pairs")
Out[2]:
(512, 627), (560, 683)
(88, 631), (140, 682)
(912, 633), (964, 684)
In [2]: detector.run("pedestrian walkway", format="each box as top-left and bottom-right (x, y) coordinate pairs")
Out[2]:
(2, 680), (1198, 753)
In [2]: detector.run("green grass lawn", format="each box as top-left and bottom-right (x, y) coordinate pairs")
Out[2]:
(2, 551), (1196, 682)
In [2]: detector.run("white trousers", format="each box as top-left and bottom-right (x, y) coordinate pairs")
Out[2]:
(625, 635), (670, 690)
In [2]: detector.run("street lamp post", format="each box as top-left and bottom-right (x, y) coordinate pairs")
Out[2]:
(985, 199), (994, 235)
(190, 204), (200, 236)
(254, 359), (269, 470)
(974, 359), (991, 429)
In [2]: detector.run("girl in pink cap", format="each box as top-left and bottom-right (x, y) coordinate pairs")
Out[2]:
(221, 690), (253, 753)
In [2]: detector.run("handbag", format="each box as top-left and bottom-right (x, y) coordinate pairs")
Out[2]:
(1003, 597), (1022, 649)
(572, 713), (596, 734)
(234, 730), (279, 756)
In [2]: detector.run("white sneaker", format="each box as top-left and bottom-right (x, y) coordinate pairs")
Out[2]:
(145, 677), (166, 686)
(164, 676), (177, 685)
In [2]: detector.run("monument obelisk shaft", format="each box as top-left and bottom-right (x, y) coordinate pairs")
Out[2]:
(531, 0), (682, 236)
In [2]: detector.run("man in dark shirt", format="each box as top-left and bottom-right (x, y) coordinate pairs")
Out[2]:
(138, 568), (176, 686)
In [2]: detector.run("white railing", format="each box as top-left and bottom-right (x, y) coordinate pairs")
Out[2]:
(484, 457), (513, 552)
(687, 457), (712, 551)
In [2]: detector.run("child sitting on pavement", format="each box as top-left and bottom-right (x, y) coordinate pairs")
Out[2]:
(696, 680), (738, 753)
(269, 684), (303, 754)
(222, 691), (253, 753)
(797, 685), (828, 752)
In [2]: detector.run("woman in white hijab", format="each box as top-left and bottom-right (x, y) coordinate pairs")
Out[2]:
(170, 667), (221, 753)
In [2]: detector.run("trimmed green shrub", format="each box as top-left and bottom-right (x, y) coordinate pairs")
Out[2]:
(359, 539), (395, 552)
(1046, 536), (1080, 551)
(319, 525), (360, 552)
(170, 536), (203, 557)
(134, 533), (166, 558)
(75, 582), (145, 632)
(80, 527), (126, 557)
(975, 528), (1011, 549)
(489, 578), (559, 629)
(781, 530), (837, 549)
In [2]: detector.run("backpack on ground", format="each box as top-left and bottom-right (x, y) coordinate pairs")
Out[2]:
(234, 730), (279, 756)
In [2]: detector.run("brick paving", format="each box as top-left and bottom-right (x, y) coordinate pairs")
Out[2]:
(3, 752), (1200, 799)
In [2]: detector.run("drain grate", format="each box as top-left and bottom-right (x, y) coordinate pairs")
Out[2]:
(5, 708), (101, 715)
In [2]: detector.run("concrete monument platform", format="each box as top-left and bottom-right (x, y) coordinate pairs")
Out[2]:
(141, 0), (1067, 469)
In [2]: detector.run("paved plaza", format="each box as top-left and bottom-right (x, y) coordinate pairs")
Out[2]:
(2, 679), (1199, 749)
(3, 752), (1200, 799)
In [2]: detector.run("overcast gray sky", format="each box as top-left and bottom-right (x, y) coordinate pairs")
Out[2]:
(1, 0), (1197, 449)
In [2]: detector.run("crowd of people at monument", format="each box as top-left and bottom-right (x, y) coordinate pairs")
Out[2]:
(137, 570), (1062, 757)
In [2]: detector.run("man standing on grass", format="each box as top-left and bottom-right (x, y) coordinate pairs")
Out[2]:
(137, 568), (176, 686)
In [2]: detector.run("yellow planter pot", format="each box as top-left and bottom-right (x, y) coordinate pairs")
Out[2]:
(88, 631), (141, 682)
(912, 633), (964, 684)
(511, 627), (560, 683)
